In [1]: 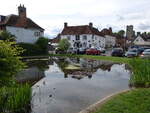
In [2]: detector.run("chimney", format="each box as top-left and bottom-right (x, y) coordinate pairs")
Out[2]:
(64, 22), (68, 28)
(109, 27), (112, 33)
(89, 22), (93, 28)
(18, 4), (27, 18)
(137, 32), (141, 36)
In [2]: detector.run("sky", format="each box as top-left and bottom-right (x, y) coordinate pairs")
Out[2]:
(0, 0), (150, 38)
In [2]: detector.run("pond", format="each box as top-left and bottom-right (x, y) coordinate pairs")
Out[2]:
(16, 57), (131, 113)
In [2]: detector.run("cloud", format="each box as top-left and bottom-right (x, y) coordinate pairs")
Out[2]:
(138, 22), (150, 31)
(1, 0), (150, 38)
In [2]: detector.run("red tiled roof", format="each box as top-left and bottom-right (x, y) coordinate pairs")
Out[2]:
(49, 37), (60, 43)
(101, 28), (113, 36)
(49, 34), (61, 43)
(61, 25), (104, 37)
(0, 15), (44, 31)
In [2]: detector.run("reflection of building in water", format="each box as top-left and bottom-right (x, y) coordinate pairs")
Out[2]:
(66, 58), (115, 71)
(58, 58), (116, 80)
(16, 67), (45, 84)
(64, 70), (93, 80)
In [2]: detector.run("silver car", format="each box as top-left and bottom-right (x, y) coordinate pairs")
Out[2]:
(140, 49), (150, 59)
(125, 49), (138, 57)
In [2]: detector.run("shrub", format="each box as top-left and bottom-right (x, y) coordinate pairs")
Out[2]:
(35, 37), (49, 54)
(0, 40), (24, 83)
(18, 43), (41, 56)
(0, 31), (16, 41)
(18, 37), (49, 56)
(58, 39), (70, 53)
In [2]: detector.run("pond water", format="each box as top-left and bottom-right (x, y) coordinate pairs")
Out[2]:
(16, 57), (131, 113)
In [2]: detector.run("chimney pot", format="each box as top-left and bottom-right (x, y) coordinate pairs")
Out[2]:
(89, 22), (93, 27)
(64, 22), (68, 28)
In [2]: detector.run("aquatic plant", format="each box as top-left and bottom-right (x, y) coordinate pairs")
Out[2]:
(129, 59), (150, 87)
(0, 84), (31, 113)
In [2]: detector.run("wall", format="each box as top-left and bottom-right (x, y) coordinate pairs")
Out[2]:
(6, 26), (44, 43)
(105, 35), (116, 48)
(61, 34), (105, 49)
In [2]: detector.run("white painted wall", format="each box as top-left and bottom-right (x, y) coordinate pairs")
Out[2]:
(105, 35), (116, 47)
(6, 26), (44, 43)
(133, 36), (150, 45)
(61, 34), (105, 49)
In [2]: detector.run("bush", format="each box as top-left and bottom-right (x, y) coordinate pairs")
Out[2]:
(58, 39), (70, 53)
(0, 40), (24, 81)
(35, 37), (49, 54)
(18, 43), (41, 56)
(0, 31), (16, 41)
(18, 37), (49, 56)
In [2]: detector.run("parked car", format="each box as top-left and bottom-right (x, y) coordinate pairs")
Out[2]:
(86, 48), (101, 55)
(125, 49), (138, 57)
(140, 49), (150, 59)
(67, 48), (74, 54)
(111, 48), (124, 57)
(78, 48), (86, 54)
(138, 47), (150, 55)
(97, 47), (106, 53)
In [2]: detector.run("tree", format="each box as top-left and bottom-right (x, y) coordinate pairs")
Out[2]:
(0, 40), (25, 86)
(117, 30), (125, 37)
(58, 39), (70, 53)
(35, 37), (49, 54)
(0, 31), (16, 41)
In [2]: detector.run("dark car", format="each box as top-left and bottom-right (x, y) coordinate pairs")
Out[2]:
(86, 48), (101, 55)
(78, 48), (86, 54)
(111, 48), (124, 57)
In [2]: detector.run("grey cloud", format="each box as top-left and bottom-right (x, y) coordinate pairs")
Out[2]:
(138, 23), (150, 30)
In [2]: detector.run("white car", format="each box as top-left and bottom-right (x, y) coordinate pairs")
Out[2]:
(140, 49), (150, 59)
(97, 47), (106, 53)
(125, 49), (138, 57)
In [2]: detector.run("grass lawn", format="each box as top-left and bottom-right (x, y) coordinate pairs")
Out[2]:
(49, 54), (131, 63)
(94, 88), (150, 113)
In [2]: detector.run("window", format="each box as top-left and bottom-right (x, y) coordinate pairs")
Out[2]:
(76, 35), (80, 40)
(34, 32), (41, 37)
(89, 44), (91, 48)
(83, 42), (87, 47)
(83, 35), (87, 40)
(67, 36), (70, 40)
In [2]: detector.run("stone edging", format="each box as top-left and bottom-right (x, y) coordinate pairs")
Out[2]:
(78, 89), (131, 113)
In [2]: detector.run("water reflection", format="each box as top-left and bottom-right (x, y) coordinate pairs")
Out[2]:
(16, 57), (131, 113)
(16, 60), (49, 84)
(53, 57), (118, 80)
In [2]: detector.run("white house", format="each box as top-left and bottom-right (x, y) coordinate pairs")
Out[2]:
(133, 35), (150, 46)
(101, 28), (116, 48)
(60, 23), (105, 50)
(0, 5), (44, 43)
